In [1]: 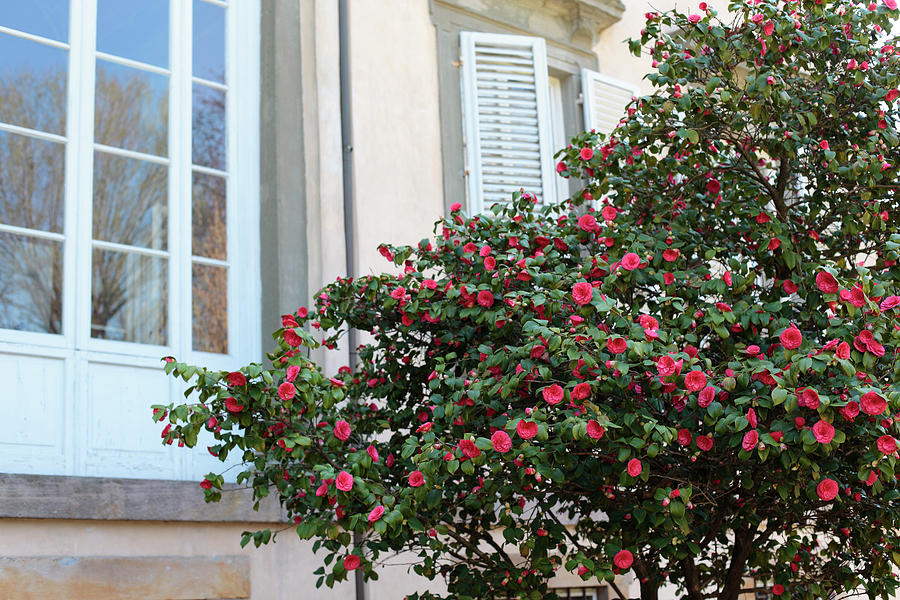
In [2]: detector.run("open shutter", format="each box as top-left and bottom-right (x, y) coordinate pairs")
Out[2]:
(581, 68), (639, 136)
(460, 32), (555, 213)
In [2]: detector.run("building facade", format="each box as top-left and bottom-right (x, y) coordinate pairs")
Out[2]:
(0, 0), (727, 598)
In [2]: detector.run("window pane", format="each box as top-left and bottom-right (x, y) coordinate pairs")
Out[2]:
(96, 0), (169, 68)
(193, 0), (225, 83)
(0, 33), (67, 135)
(192, 83), (225, 169)
(192, 263), (227, 353)
(93, 152), (167, 250)
(0, 233), (62, 333)
(0, 0), (69, 42)
(192, 172), (225, 260)
(91, 248), (167, 344)
(0, 131), (65, 233)
(95, 60), (168, 157)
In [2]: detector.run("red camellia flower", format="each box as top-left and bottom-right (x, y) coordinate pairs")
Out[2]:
(334, 419), (352, 441)
(621, 253), (641, 271)
(459, 438), (481, 459)
(578, 214), (599, 232)
(860, 391), (887, 416)
(662, 248), (680, 262)
(627, 458), (643, 477)
(888, 87), (900, 101)
(779, 326), (803, 349)
(284, 329), (302, 347)
(343, 555), (361, 571)
(580, 147), (594, 160)
(491, 430), (512, 453)
(516, 420), (539, 440)
(840, 400), (860, 421)
(607, 337), (628, 354)
(336, 470), (354, 492)
(835, 342), (851, 359)
(881, 295), (900, 310)
(224, 396), (244, 413)
(476, 290), (495, 308)
(601, 205), (617, 222)
(572, 281), (593, 305)
(812, 420), (835, 444)
(543, 384), (564, 405)
(696, 435), (713, 451)
(772, 584), (785, 596)
(706, 179), (721, 195)
(677, 428), (692, 446)
(586, 420), (605, 440)
(742, 430), (759, 451)
(408, 471), (425, 487)
(815, 271), (839, 294)
(368, 505), (385, 523)
(571, 382), (591, 401)
(697, 386), (715, 408)
(200, 478), (213, 490)
(227, 371), (247, 387)
(816, 478), (839, 501)
(367, 444), (379, 462)
(613, 549), (634, 570)
(877, 435), (897, 454)
(656, 355), (677, 377)
(684, 370), (707, 392)
(277, 381), (295, 401)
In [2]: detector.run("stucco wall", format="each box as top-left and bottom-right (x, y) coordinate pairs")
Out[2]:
(347, 0), (446, 277)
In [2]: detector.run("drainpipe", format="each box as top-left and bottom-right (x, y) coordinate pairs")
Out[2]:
(338, 2), (363, 600)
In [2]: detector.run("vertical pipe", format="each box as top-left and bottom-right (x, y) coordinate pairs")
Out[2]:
(338, 2), (363, 600)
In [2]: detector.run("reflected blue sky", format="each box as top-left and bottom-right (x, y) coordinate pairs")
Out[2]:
(97, 0), (169, 67)
(193, 0), (224, 82)
(0, 0), (69, 42)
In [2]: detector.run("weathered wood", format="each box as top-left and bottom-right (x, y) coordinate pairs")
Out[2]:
(0, 473), (286, 523)
(0, 556), (250, 600)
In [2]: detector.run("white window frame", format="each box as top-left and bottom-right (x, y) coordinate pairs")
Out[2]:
(460, 31), (556, 214)
(0, 0), (260, 478)
(0, 0), (260, 367)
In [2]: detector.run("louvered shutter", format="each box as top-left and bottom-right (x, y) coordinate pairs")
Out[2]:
(581, 68), (639, 136)
(460, 32), (555, 213)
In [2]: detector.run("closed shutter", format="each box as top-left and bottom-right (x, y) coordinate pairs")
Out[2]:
(581, 68), (639, 136)
(460, 32), (555, 213)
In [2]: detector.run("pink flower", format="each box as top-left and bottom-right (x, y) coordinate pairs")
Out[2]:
(571, 382), (591, 401)
(696, 435), (713, 451)
(763, 20), (774, 36)
(367, 444), (379, 462)
(816, 271), (839, 294)
(860, 391), (887, 416)
(408, 471), (425, 487)
(877, 435), (897, 454)
(697, 386), (715, 407)
(516, 420), (539, 440)
(543, 384), (564, 405)
(685, 370), (707, 392)
(677, 428), (692, 446)
(812, 420), (835, 444)
(336, 470), (354, 492)
(284, 329), (302, 347)
(224, 396), (244, 413)
(586, 420), (605, 440)
(800, 388), (820, 410)
(779, 326), (803, 350)
(227, 371), (247, 386)
(816, 478), (839, 501)
(657, 355), (677, 377)
(662, 248), (680, 262)
(687, 14), (702, 24)
(888, 87), (900, 100)
(840, 285), (866, 307)
(613, 549), (634, 570)
(459, 438), (481, 459)
(621, 253), (641, 271)
(723, 271), (732, 286)
(840, 401), (860, 421)
(572, 282), (593, 305)
(601, 205), (617, 222)
(742, 430), (759, 451)
(880, 295), (900, 310)
(476, 290), (495, 308)
(607, 337), (628, 354)
(368, 505), (385, 523)
(343, 555), (361, 570)
(627, 458), (642, 477)
(450, 202), (462, 212)
(334, 419), (352, 441)
(278, 381), (296, 401)
(835, 342), (851, 360)
(285, 365), (300, 383)
(578, 214), (599, 232)
(580, 147), (594, 160)
(492, 430), (512, 453)
(819, 140), (830, 150)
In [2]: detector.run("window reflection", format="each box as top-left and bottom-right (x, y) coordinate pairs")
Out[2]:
(91, 248), (167, 345)
(93, 152), (168, 250)
(0, 0), (70, 43)
(94, 60), (168, 157)
(0, 233), (62, 334)
(0, 34), (68, 135)
(96, 0), (169, 68)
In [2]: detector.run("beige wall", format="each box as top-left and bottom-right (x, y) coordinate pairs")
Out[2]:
(348, 0), (445, 277)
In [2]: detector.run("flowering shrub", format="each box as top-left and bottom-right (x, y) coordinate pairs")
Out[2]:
(155, 1), (900, 599)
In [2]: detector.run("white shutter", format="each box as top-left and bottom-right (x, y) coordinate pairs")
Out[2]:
(460, 32), (555, 213)
(581, 68), (639, 136)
